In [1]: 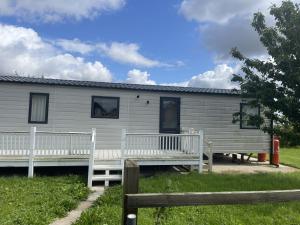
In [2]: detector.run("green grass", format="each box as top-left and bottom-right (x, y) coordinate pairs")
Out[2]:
(0, 176), (89, 225)
(74, 172), (300, 225)
(280, 147), (300, 169)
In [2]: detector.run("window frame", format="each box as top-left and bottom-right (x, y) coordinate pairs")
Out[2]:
(91, 96), (120, 119)
(240, 103), (261, 129)
(159, 97), (181, 134)
(28, 92), (49, 124)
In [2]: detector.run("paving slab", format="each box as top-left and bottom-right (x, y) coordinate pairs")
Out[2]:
(212, 155), (298, 174)
(49, 186), (104, 225)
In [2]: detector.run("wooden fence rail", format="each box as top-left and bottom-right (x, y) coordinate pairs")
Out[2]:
(122, 159), (300, 225)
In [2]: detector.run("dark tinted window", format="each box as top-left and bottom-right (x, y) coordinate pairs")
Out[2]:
(91, 96), (119, 119)
(28, 93), (49, 124)
(240, 103), (260, 129)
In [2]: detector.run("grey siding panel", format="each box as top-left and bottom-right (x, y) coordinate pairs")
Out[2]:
(0, 83), (270, 152)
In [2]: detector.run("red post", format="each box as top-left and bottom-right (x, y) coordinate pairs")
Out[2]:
(272, 137), (280, 167)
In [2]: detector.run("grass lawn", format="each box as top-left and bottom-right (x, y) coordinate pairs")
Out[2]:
(0, 176), (89, 225)
(75, 172), (300, 225)
(280, 147), (300, 169)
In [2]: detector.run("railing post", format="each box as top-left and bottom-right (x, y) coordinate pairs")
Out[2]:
(198, 130), (204, 173)
(88, 128), (96, 188)
(121, 129), (127, 159)
(122, 160), (139, 225)
(28, 126), (36, 178)
(208, 141), (213, 172)
(69, 135), (73, 155)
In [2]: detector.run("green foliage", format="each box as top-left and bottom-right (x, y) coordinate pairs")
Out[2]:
(275, 124), (300, 146)
(0, 176), (89, 225)
(74, 172), (300, 225)
(231, 1), (300, 134)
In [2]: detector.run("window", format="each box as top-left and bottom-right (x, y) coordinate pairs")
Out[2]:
(160, 97), (180, 133)
(240, 103), (260, 129)
(28, 93), (49, 124)
(91, 96), (120, 119)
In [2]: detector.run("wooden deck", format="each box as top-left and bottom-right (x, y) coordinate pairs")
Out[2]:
(0, 149), (202, 167)
(0, 128), (210, 186)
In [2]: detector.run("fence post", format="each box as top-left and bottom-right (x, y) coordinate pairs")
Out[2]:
(88, 128), (96, 188)
(122, 160), (139, 225)
(127, 214), (137, 225)
(28, 126), (36, 178)
(198, 130), (204, 173)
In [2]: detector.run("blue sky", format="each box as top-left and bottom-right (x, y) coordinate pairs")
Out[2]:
(0, 0), (289, 88)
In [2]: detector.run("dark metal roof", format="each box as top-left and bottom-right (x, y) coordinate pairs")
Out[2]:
(0, 75), (240, 96)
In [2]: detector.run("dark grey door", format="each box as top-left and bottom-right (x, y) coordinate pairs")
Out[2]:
(159, 97), (180, 134)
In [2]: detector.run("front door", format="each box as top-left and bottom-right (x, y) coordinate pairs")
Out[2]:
(159, 97), (180, 134)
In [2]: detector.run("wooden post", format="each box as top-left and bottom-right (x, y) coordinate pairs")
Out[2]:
(88, 128), (96, 188)
(28, 126), (36, 178)
(122, 160), (139, 225)
(198, 130), (204, 173)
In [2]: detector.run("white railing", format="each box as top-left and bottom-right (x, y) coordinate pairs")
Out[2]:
(0, 131), (30, 156)
(0, 127), (96, 180)
(121, 129), (204, 173)
(35, 131), (91, 156)
(0, 129), (92, 156)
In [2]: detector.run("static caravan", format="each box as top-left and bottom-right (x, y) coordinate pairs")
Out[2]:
(0, 76), (271, 186)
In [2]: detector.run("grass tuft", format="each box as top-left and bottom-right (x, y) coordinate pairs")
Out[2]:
(0, 175), (89, 225)
(74, 172), (300, 225)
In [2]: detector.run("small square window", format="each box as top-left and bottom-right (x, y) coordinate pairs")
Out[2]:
(28, 93), (49, 124)
(91, 96), (120, 119)
(240, 103), (260, 129)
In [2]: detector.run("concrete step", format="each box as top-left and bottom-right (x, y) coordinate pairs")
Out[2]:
(92, 174), (122, 181)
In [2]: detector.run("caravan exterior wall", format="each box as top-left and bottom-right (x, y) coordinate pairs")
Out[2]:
(0, 83), (270, 153)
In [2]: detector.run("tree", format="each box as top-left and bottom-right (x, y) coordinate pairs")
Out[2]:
(231, 0), (300, 138)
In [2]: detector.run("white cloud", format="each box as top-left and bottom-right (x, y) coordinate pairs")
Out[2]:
(162, 64), (239, 89)
(98, 42), (161, 67)
(54, 39), (165, 68)
(179, 0), (281, 24)
(179, 0), (300, 60)
(0, 0), (125, 23)
(55, 39), (93, 55)
(126, 69), (156, 85)
(0, 24), (112, 82)
(187, 64), (239, 89)
(201, 16), (266, 62)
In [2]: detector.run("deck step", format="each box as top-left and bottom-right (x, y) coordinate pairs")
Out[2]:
(93, 165), (123, 170)
(92, 174), (122, 181)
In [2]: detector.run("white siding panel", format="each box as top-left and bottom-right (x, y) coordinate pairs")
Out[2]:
(0, 83), (270, 153)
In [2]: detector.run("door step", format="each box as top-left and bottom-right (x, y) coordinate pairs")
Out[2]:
(92, 174), (122, 181)
(91, 162), (123, 187)
(93, 164), (123, 170)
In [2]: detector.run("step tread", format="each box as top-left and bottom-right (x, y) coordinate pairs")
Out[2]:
(92, 174), (122, 181)
(93, 165), (123, 170)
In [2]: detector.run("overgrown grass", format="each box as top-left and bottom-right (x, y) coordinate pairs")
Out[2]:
(74, 172), (300, 225)
(0, 176), (89, 225)
(280, 147), (300, 169)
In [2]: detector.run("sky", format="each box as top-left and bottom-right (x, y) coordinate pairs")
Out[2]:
(0, 0), (295, 89)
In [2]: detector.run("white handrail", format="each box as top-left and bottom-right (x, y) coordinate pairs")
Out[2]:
(126, 133), (200, 136)
(36, 131), (91, 135)
(0, 131), (29, 134)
